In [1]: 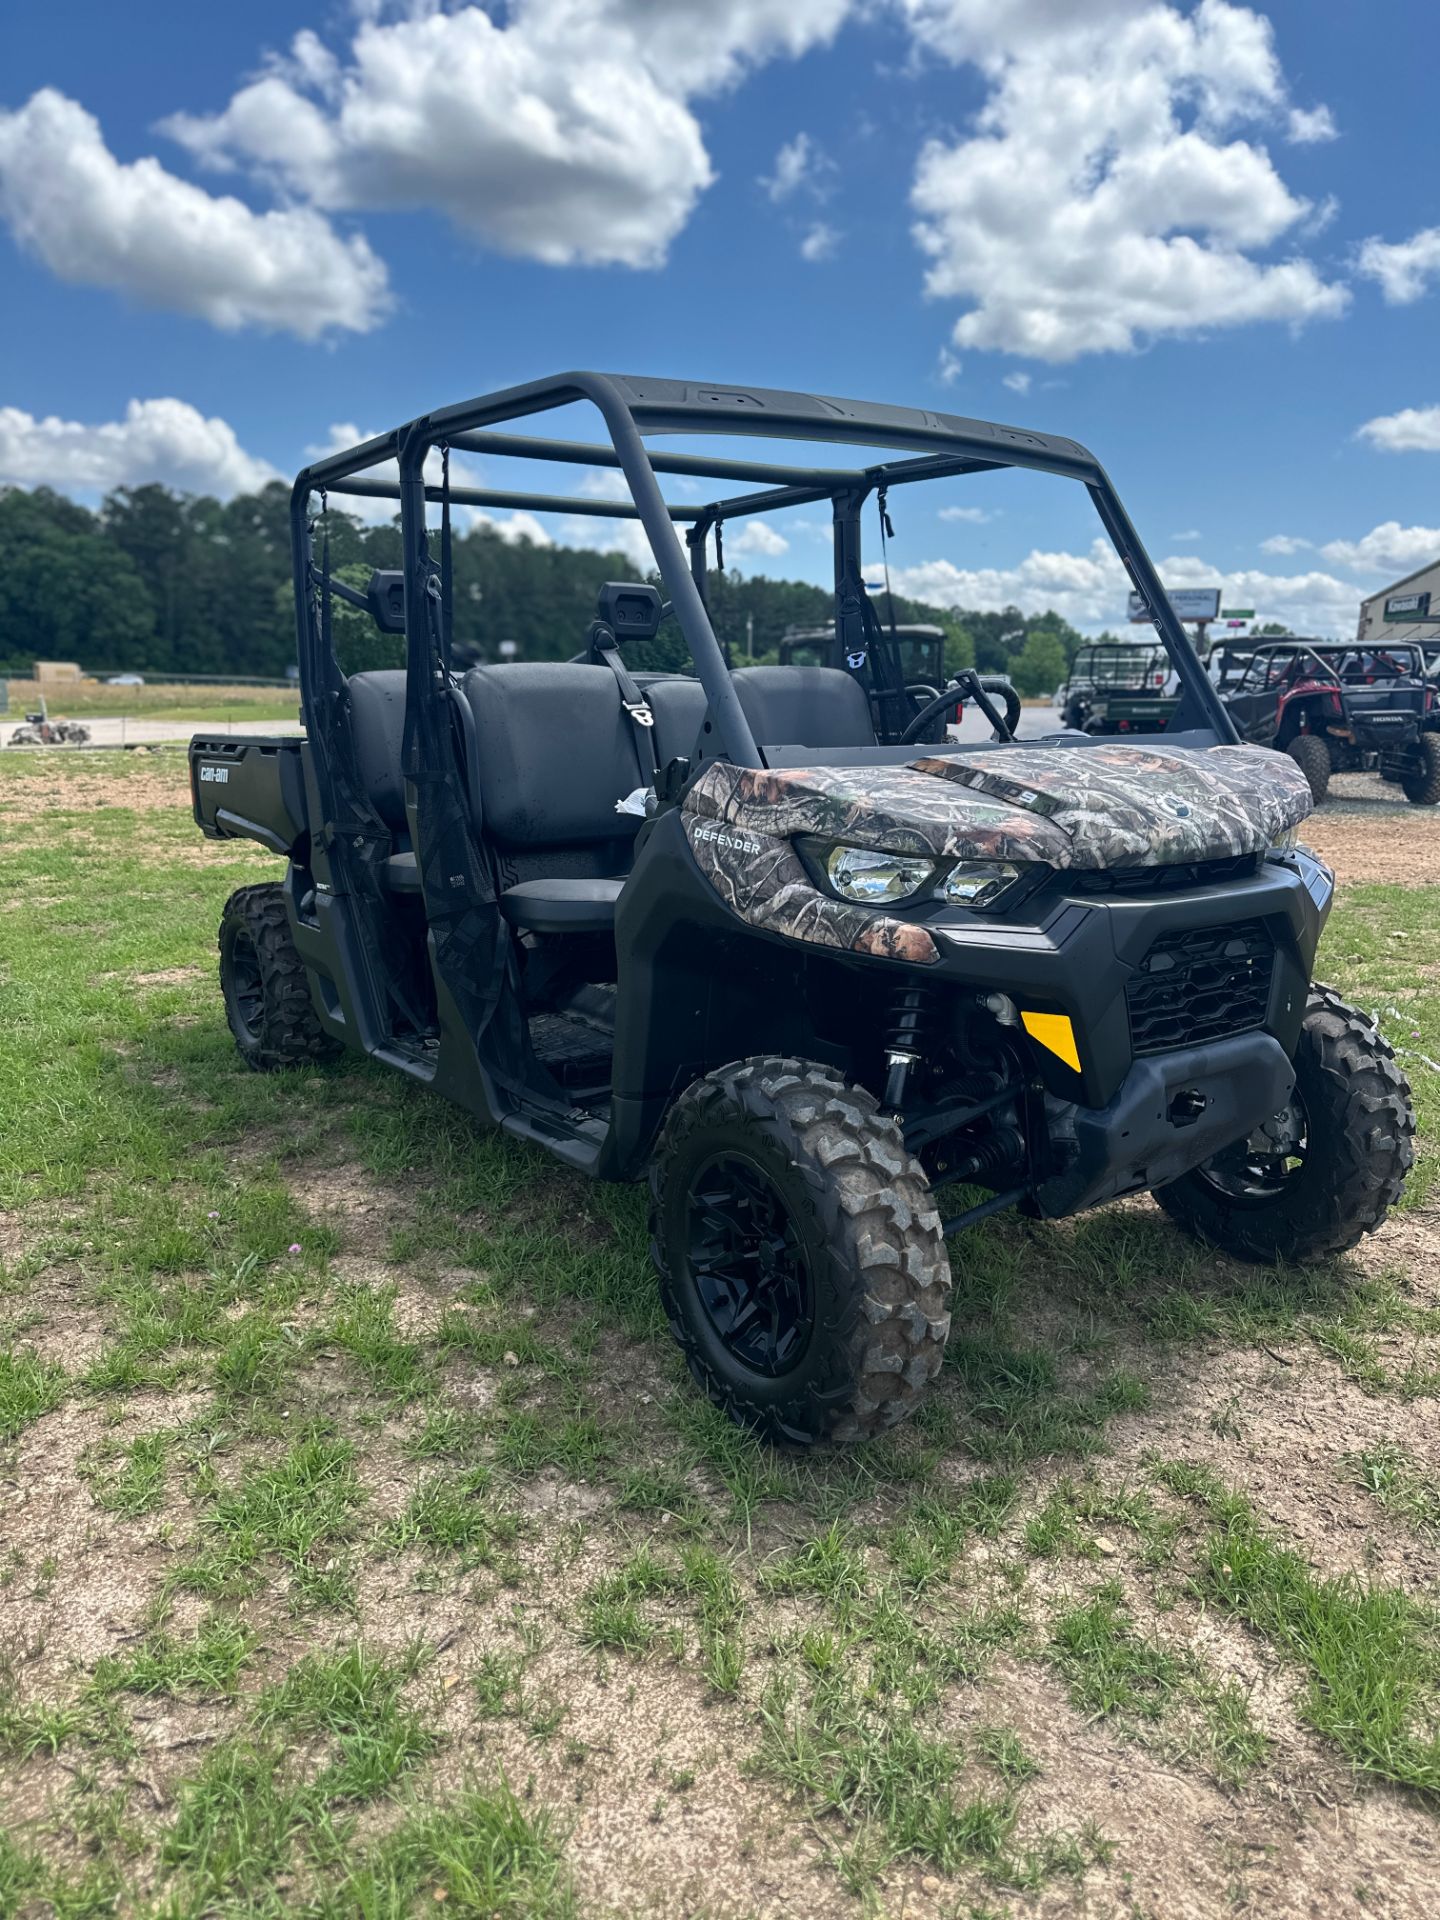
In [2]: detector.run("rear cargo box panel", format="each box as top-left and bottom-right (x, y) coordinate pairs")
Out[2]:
(190, 736), (309, 854)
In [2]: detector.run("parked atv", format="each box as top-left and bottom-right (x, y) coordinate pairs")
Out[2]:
(6, 704), (92, 747)
(188, 372), (1413, 1444)
(1220, 640), (1440, 805)
(1054, 641), (1172, 733)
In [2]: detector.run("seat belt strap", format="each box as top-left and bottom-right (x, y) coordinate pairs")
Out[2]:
(592, 629), (659, 778)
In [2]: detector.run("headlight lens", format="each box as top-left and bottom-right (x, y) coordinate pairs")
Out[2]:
(943, 859), (1025, 909)
(824, 844), (938, 904)
(809, 840), (1031, 912)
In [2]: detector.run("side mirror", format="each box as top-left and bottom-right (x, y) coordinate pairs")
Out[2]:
(365, 570), (406, 634)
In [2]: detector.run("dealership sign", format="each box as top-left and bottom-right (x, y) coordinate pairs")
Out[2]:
(1128, 587), (1222, 623)
(1383, 590), (1432, 621)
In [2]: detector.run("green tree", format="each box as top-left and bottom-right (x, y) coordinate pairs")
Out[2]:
(0, 486), (155, 671)
(1011, 628), (1069, 697)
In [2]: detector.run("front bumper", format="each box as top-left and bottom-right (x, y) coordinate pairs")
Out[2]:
(916, 849), (1331, 1109)
(1031, 1029), (1295, 1217)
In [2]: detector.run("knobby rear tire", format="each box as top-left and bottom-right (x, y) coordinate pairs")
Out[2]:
(218, 883), (340, 1072)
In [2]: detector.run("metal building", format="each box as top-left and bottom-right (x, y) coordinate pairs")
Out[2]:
(1357, 556), (1440, 647)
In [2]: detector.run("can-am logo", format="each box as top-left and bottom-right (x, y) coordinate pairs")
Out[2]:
(693, 822), (763, 855)
(198, 764), (229, 785)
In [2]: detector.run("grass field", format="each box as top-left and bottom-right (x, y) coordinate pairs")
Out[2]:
(3, 681), (297, 726)
(0, 753), (1436, 1919)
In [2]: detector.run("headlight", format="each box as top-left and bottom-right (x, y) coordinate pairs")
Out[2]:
(1271, 827), (1300, 853)
(943, 860), (1025, 909)
(804, 839), (1033, 913)
(823, 843), (938, 904)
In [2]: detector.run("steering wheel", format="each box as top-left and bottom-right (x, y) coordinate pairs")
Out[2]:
(899, 673), (1022, 745)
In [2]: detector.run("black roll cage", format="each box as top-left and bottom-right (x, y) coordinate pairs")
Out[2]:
(1239, 639), (1428, 689)
(290, 371), (1236, 831)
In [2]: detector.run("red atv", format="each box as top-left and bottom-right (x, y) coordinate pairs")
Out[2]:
(1220, 640), (1440, 805)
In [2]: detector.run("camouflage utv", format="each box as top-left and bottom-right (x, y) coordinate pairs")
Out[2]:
(188, 374), (1414, 1444)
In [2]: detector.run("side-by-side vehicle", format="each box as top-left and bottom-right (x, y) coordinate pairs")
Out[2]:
(188, 374), (1413, 1442)
(1218, 639), (1440, 805)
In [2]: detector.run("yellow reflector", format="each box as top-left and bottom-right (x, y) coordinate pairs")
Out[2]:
(1021, 1010), (1081, 1073)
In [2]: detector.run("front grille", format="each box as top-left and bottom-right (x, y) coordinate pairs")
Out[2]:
(1068, 853), (1260, 897)
(1126, 919), (1274, 1057)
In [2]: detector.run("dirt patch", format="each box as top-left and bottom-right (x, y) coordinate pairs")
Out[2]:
(300, 1163), (417, 1262)
(0, 1209), (26, 1263)
(1303, 789), (1440, 885)
(0, 760), (189, 820)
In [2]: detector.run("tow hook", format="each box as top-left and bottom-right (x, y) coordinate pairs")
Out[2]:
(1167, 1088), (1208, 1127)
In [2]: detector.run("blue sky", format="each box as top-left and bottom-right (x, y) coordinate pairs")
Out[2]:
(2, 0), (1437, 635)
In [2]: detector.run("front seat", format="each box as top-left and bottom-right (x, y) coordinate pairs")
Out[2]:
(464, 663), (649, 934)
(729, 665), (877, 751)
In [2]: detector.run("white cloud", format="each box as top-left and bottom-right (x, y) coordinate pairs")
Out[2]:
(558, 513), (658, 575)
(730, 520), (790, 557)
(1259, 533), (1312, 555)
(163, 1), (853, 272)
(938, 504), (995, 523)
(907, 1), (1348, 360)
(1319, 522), (1440, 575)
(576, 467), (634, 502)
(1357, 225), (1440, 305)
(888, 535), (1362, 635)
(897, 0), (1150, 65)
(1357, 405), (1440, 454)
(763, 132), (834, 202)
(800, 222), (841, 262)
(0, 398), (279, 499)
(476, 511), (553, 547)
(1286, 103), (1336, 143)
(583, 0), (856, 94)
(1159, 556), (1361, 636)
(889, 537), (1129, 624)
(1170, 528), (1202, 541)
(1001, 371), (1031, 393)
(938, 349), (964, 385)
(0, 90), (389, 338)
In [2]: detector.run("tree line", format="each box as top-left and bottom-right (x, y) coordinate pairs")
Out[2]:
(0, 481), (1090, 694)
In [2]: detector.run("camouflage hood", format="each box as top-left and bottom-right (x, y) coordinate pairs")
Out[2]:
(685, 742), (1313, 870)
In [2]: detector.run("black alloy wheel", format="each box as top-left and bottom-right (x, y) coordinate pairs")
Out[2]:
(685, 1152), (814, 1376)
(225, 924), (265, 1050)
(1190, 1096), (1308, 1207)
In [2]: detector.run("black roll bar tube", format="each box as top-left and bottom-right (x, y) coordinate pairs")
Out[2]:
(326, 477), (703, 522)
(579, 376), (764, 766)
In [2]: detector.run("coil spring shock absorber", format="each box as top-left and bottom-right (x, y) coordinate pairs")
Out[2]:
(883, 984), (937, 1111)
